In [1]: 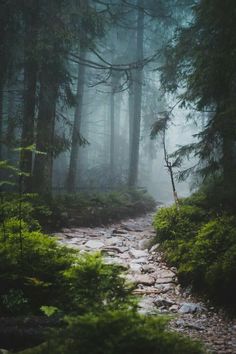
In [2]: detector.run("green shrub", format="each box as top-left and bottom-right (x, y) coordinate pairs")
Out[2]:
(62, 253), (134, 314)
(19, 311), (204, 354)
(153, 203), (205, 242)
(0, 219), (134, 315)
(0, 193), (52, 231)
(0, 218), (77, 314)
(181, 216), (236, 305)
(153, 194), (236, 310)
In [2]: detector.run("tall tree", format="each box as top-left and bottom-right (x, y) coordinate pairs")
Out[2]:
(128, 0), (144, 187)
(20, 0), (39, 191)
(67, 51), (87, 193)
(161, 0), (236, 205)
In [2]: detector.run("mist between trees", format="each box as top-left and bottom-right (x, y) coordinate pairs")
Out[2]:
(0, 0), (197, 202)
(1, 0), (235, 208)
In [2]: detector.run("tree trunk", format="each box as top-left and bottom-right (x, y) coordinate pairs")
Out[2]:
(128, 79), (134, 168)
(110, 75), (115, 184)
(67, 51), (86, 193)
(20, 1), (39, 192)
(6, 88), (16, 163)
(0, 83), (3, 161)
(128, 0), (144, 187)
(33, 69), (58, 196)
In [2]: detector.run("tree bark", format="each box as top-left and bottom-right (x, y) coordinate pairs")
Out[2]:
(20, 0), (39, 192)
(33, 69), (58, 196)
(0, 83), (3, 161)
(128, 0), (144, 187)
(110, 74), (115, 183)
(67, 51), (86, 193)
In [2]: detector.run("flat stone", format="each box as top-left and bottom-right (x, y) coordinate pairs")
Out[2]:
(106, 237), (123, 246)
(155, 283), (175, 292)
(119, 252), (131, 259)
(157, 269), (176, 279)
(150, 244), (160, 252)
(179, 303), (204, 314)
(103, 257), (128, 268)
(142, 264), (156, 273)
(127, 274), (156, 286)
(129, 249), (149, 258)
(155, 277), (174, 284)
(102, 246), (127, 254)
(122, 223), (143, 232)
(112, 229), (128, 235)
(169, 304), (179, 312)
(85, 240), (105, 249)
(138, 239), (150, 250)
(154, 296), (175, 308)
(130, 257), (148, 265)
(129, 263), (142, 273)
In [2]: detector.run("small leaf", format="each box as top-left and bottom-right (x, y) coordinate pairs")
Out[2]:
(40, 306), (60, 317)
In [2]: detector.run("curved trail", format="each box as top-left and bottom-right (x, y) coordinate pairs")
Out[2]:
(57, 213), (236, 354)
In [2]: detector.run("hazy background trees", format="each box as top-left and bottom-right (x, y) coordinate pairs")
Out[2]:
(2, 0), (233, 206)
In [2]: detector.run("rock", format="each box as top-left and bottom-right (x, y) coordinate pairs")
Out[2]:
(155, 283), (175, 293)
(138, 239), (150, 250)
(127, 274), (156, 286)
(112, 229), (127, 235)
(0, 350), (9, 354)
(153, 296), (175, 308)
(142, 264), (156, 273)
(129, 249), (148, 258)
(103, 257), (128, 268)
(157, 269), (176, 279)
(149, 244), (160, 252)
(122, 223), (143, 232)
(179, 303), (205, 314)
(119, 252), (130, 259)
(155, 277), (175, 284)
(102, 246), (127, 254)
(130, 257), (148, 265)
(129, 263), (142, 272)
(106, 237), (123, 246)
(175, 319), (185, 328)
(85, 240), (105, 249)
(169, 304), (179, 312)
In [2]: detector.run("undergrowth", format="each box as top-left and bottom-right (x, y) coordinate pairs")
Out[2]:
(153, 192), (236, 311)
(0, 190), (205, 353)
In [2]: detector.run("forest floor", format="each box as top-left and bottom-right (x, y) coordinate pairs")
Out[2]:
(57, 211), (236, 354)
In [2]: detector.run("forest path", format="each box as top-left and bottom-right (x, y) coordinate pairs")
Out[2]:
(57, 212), (236, 354)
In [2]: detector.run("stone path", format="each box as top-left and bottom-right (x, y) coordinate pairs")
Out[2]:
(57, 213), (236, 354)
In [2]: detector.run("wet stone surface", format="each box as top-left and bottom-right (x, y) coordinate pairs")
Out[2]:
(57, 213), (236, 354)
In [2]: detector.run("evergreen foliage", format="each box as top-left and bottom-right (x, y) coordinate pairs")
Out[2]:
(19, 311), (204, 354)
(153, 193), (236, 310)
(161, 0), (236, 208)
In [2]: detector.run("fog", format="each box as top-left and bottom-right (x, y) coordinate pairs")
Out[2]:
(0, 0), (198, 202)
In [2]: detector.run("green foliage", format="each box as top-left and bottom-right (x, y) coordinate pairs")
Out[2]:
(63, 253), (134, 314)
(0, 218), (77, 315)
(153, 202), (206, 242)
(19, 311), (204, 354)
(161, 0), (236, 206)
(153, 193), (236, 310)
(0, 218), (134, 315)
